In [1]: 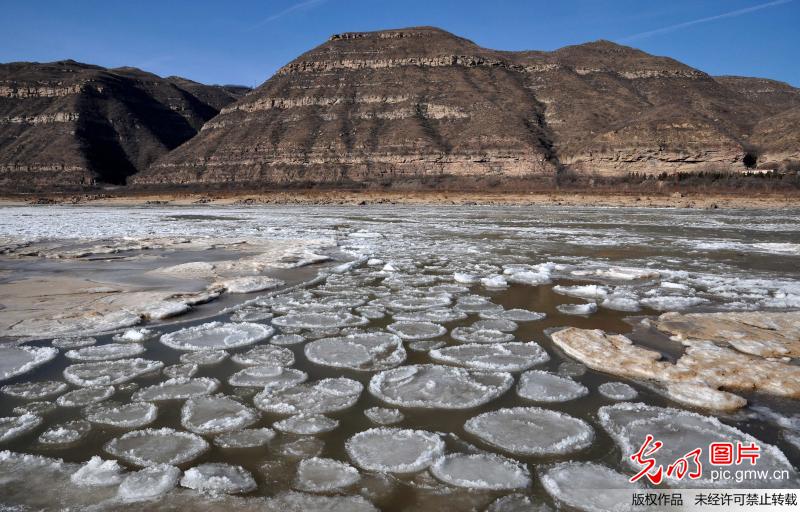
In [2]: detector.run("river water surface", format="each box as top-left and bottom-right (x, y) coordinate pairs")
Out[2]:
(0, 205), (798, 511)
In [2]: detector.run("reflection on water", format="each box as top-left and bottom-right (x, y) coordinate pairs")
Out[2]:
(1, 205), (799, 510)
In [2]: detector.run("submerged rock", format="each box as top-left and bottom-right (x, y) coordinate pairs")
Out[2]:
(369, 364), (513, 409)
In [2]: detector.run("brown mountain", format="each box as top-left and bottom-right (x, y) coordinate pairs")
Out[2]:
(132, 27), (799, 189)
(0, 60), (248, 190)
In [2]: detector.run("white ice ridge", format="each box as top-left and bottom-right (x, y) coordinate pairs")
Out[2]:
(465, 407), (594, 456)
(305, 332), (406, 371)
(430, 342), (549, 372)
(254, 377), (363, 415)
(369, 364), (513, 409)
(0, 346), (58, 382)
(430, 453), (531, 490)
(346, 428), (444, 473)
(160, 322), (273, 351)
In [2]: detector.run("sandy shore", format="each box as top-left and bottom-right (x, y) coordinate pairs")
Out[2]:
(1, 190), (799, 209)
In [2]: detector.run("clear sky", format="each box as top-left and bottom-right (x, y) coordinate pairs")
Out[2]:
(1, 0), (797, 87)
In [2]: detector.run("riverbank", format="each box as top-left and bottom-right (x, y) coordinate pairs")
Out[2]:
(2, 190), (799, 209)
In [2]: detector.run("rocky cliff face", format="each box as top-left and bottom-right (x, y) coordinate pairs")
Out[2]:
(133, 27), (798, 188)
(134, 27), (562, 187)
(0, 61), (248, 190)
(3, 28), (798, 192)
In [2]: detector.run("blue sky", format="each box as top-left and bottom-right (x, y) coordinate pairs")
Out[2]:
(1, 0), (797, 87)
